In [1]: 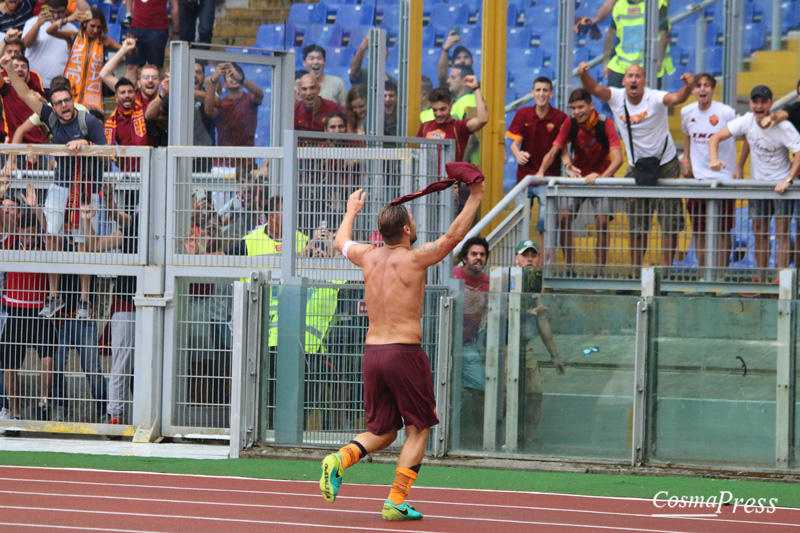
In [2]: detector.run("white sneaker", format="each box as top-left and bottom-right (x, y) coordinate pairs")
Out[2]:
(0, 407), (10, 420)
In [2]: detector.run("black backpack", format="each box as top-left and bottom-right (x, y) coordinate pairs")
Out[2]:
(568, 115), (609, 156)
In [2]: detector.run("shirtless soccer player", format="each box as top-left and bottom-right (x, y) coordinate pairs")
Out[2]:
(321, 177), (484, 521)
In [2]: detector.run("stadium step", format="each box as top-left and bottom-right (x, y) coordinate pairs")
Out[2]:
(212, 0), (289, 47)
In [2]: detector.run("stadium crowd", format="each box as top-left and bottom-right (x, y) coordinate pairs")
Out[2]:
(0, 0), (799, 435)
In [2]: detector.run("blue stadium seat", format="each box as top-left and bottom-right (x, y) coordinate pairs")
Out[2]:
(422, 25), (441, 48)
(325, 46), (351, 69)
(705, 22), (723, 47)
(430, 2), (470, 27)
(743, 22), (766, 55)
(340, 25), (371, 48)
(507, 27), (531, 49)
(289, 3), (327, 25)
(422, 48), (440, 83)
(753, 0), (796, 33)
(531, 26), (558, 48)
(704, 2), (722, 22)
(378, 3), (399, 28)
(524, 6), (557, 29)
(325, 66), (350, 84)
(573, 46), (595, 68)
(786, 0), (800, 30)
(303, 24), (344, 48)
(456, 25), (482, 49)
(509, 66), (555, 93)
(508, 4), (521, 26)
(332, 4), (376, 26)
(255, 24), (287, 50)
(107, 23), (122, 44)
(513, 47), (546, 69)
(670, 16), (699, 48)
(96, 3), (113, 25)
(705, 46), (723, 76)
(116, 2), (126, 24)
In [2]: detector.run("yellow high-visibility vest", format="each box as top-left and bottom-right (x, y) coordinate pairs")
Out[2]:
(607, 0), (674, 78)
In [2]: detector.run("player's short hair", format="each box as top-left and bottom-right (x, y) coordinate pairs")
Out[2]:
(11, 54), (28, 68)
(533, 76), (553, 89)
(451, 45), (473, 63)
(459, 236), (489, 262)
(324, 110), (346, 128)
(385, 79), (398, 95)
(115, 77), (135, 92)
(18, 212), (41, 231)
(303, 44), (326, 60)
(46, 0), (68, 9)
(429, 87), (452, 105)
(451, 64), (474, 79)
(267, 194), (282, 214)
(50, 76), (71, 92)
(4, 39), (25, 55)
(568, 88), (592, 104)
(694, 73), (716, 89)
(377, 204), (411, 245)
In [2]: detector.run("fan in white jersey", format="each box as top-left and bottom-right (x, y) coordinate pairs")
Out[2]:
(709, 85), (800, 273)
(680, 73), (743, 270)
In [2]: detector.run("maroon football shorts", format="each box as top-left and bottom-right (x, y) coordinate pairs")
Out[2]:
(362, 343), (440, 435)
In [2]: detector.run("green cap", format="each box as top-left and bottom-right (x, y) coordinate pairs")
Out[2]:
(516, 240), (538, 255)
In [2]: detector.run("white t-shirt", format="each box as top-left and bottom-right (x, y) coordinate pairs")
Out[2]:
(21, 17), (76, 90)
(681, 100), (737, 180)
(319, 74), (347, 107)
(608, 86), (677, 165)
(727, 113), (800, 181)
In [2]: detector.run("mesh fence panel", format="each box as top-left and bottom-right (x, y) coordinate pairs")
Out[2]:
(172, 277), (234, 430)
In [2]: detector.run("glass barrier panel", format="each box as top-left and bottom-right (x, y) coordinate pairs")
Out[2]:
(450, 289), (638, 461)
(650, 296), (777, 466)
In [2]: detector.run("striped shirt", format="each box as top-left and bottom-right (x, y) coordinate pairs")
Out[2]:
(0, 0), (36, 32)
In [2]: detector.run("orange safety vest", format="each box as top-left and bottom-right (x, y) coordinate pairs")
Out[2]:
(64, 34), (104, 112)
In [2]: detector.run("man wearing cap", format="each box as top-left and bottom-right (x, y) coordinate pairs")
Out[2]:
(709, 85), (800, 276)
(513, 240), (565, 452)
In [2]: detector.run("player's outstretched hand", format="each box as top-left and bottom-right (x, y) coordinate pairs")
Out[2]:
(346, 189), (366, 214)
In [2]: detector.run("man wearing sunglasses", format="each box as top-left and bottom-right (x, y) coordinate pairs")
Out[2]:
(514, 239), (565, 452)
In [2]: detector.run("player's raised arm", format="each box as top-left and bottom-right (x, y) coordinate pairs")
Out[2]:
(413, 179), (484, 267)
(335, 189), (373, 267)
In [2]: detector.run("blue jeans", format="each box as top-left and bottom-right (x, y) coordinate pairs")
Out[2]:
(179, 0), (215, 44)
(528, 185), (546, 232)
(53, 320), (107, 418)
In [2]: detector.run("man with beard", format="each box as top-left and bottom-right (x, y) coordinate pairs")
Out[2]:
(320, 167), (484, 521)
(535, 88), (623, 277)
(416, 82), (488, 164)
(104, 77), (151, 160)
(1, 53), (106, 319)
(293, 73), (341, 132)
(452, 236), (490, 448)
(100, 37), (165, 145)
(681, 73), (743, 272)
(506, 77), (568, 263)
(709, 85), (800, 275)
(580, 62), (694, 277)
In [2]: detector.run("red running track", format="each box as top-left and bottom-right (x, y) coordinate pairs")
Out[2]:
(0, 465), (797, 532)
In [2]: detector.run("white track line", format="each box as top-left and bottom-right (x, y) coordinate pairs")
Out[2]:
(0, 506), (702, 533)
(4, 487), (798, 529)
(2, 465), (798, 513)
(0, 523), (167, 533)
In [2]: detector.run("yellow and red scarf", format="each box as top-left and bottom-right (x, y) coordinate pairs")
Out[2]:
(104, 100), (148, 146)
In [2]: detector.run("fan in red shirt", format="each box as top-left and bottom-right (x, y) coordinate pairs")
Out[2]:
(0, 54), (46, 144)
(416, 81), (488, 164)
(294, 73), (343, 133)
(505, 76), (568, 262)
(104, 77), (152, 172)
(416, 81), (488, 211)
(1, 211), (59, 420)
(537, 88), (623, 277)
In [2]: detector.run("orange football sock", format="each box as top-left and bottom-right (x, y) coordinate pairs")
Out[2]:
(337, 443), (363, 470)
(387, 467), (418, 505)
